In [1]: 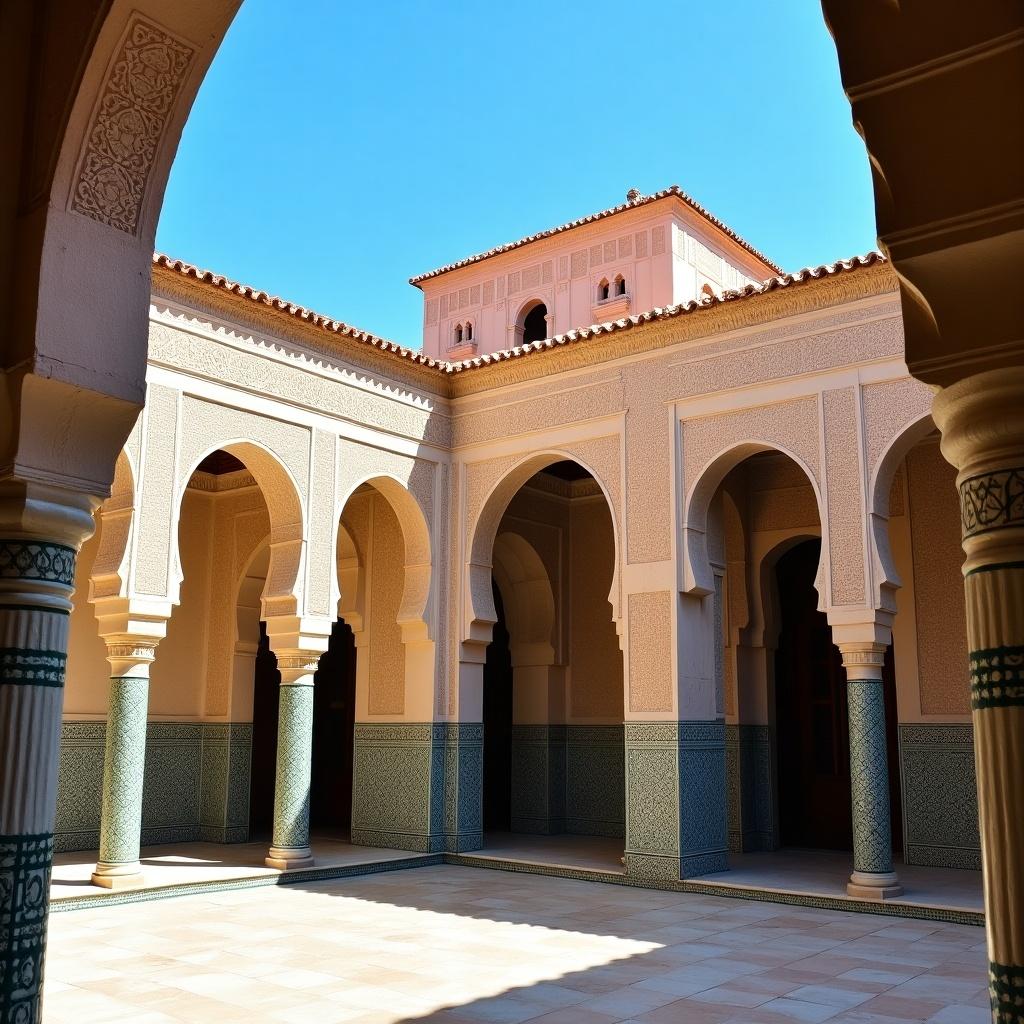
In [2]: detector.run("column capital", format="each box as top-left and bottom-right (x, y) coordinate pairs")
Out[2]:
(836, 640), (888, 681)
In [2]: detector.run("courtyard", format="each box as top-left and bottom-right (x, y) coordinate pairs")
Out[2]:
(43, 865), (988, 1024)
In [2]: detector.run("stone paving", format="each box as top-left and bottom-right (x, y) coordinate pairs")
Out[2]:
(43, 864), (989, 1023)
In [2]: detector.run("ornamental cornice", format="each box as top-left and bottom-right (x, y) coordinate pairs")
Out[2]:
(152, 263), (448, 398)
(446, 261), (897, 397)
(152, 256), (896, 406)
(186, 469), (259, 493)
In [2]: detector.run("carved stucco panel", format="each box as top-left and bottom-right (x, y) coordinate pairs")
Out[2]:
(452, 372), (624, 447)
(149, 318), (447, 447)
(176, 397), (310, 518)
(861, 377), (935, 495)
(306, 430), (337, 618)
(625, 370), (671, 564)
(336, 443), (434, 568)
(668, 313), (904, 401)
(823, 387), (866, 606)
(134, 383), (179, 596)
(70, 16), (195, 234)
(682, 396), (821, 498)
(627, 591), (674, 715)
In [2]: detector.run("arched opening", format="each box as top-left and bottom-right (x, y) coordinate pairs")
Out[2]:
(696, 447), (903, 869)
(454, 323), (464, 346)
(336, 475), (436, 851)
(615, 275), (626, 296)
(598, 279), (610, 301)
(872, 422), (978, 871)
(519, 301), (549, 345)
(477, 458), (624, 871)
(483, 581), (513, 832)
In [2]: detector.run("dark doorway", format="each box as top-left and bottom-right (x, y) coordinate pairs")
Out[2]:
(311, 619), (357, 832)
(483, 582), (513, 832)
(248, 618), (357, 840)
(774, 539), (903, 853)
(522, 303), (548, 345)
(249, 622), (280, 840)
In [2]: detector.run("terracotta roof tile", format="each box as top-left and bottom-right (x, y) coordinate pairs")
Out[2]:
(409, 185), (784, 285)
(152, 251), (890, 381)
(442, 253), (889, 374)
(152, 254), (440, 368)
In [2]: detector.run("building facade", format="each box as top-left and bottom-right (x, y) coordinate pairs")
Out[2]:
(58, 194), (978, 897)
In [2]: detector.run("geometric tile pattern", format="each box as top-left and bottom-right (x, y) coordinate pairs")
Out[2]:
(989, 959), (1024, 1024)
(97, 677), (149, 867)
(679, 721), (728, 876)
(847, 679), (895, 875)
(353, 724), (484, 854)
(510, 725), (566, 834)
(565, 725), (625, 837)
(55, 722), (254, 853)
(624, 722), (728, 882)
(725, 724), (775, 853)
(900, 723), (981, 869)
(271, 686), (314, 852)
(970, 644), (1024, 710)
(0, 832), (52, 1024)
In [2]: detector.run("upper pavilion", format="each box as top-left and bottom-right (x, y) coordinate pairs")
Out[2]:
(411, 185), (783, 360)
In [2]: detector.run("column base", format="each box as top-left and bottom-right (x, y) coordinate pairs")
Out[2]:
(265, 847), (314, 870)
(91, 864), (144, 889)
(847, 870), (904, 900)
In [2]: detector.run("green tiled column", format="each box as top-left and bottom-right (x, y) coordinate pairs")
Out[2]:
(838, 643), (902, 899)
(91, 642), (156, 888)
(0, 534), (84, 1024)
(266, 653), (318, 869)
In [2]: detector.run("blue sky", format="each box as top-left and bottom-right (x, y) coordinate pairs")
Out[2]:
(157, 0), (878, 348)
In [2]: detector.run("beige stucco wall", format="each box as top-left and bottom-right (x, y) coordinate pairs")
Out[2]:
(568, 496), (622, 723)
(894, 441), (970, 720)
(66, 516), (113, 717)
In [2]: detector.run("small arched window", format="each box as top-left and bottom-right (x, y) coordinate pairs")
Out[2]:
(615, 275), (626, 296)
(454, 323), (463, 345)
(465, 321), (473, 342)
(598, 279), (610, 301)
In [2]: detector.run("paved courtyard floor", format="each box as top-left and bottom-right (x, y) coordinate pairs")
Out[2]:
(43, 864), (989, 1024)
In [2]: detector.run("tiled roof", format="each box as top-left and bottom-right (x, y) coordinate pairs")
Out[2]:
(152, 254), (440, 368)
(152, 251), (890, 380)
(442, 253), (889, 374)
(409, 185), (784, 285)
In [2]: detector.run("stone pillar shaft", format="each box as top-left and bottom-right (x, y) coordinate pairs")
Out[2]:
(266, 653), (318, 869)
(837, 641), (902, 899)
(0, 489), (94, 1024)
(92, 643), (156, 888)
(932, 367), (1024, 1020)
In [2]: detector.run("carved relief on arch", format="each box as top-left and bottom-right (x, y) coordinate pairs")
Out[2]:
(70, 15), (196, 235)
(463, 436), (622, 646)
(681, 398), (823, 598)
(89, 449), (137, 602)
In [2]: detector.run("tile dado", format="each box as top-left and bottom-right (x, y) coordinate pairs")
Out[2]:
(725, 724), (775, 853)
(55, 721), (252, 853)
(899, 723), (980, 869)
(351, 723), (483, 854)
(509, 725), (625, 837)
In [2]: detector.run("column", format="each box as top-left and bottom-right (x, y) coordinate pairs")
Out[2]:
(932, 366), (1024, 1020)
(835, 639), (902, 899)
(91, 641), (157, 888)
(265, 649), (321, 869)
(0, 487), (95, 1023)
